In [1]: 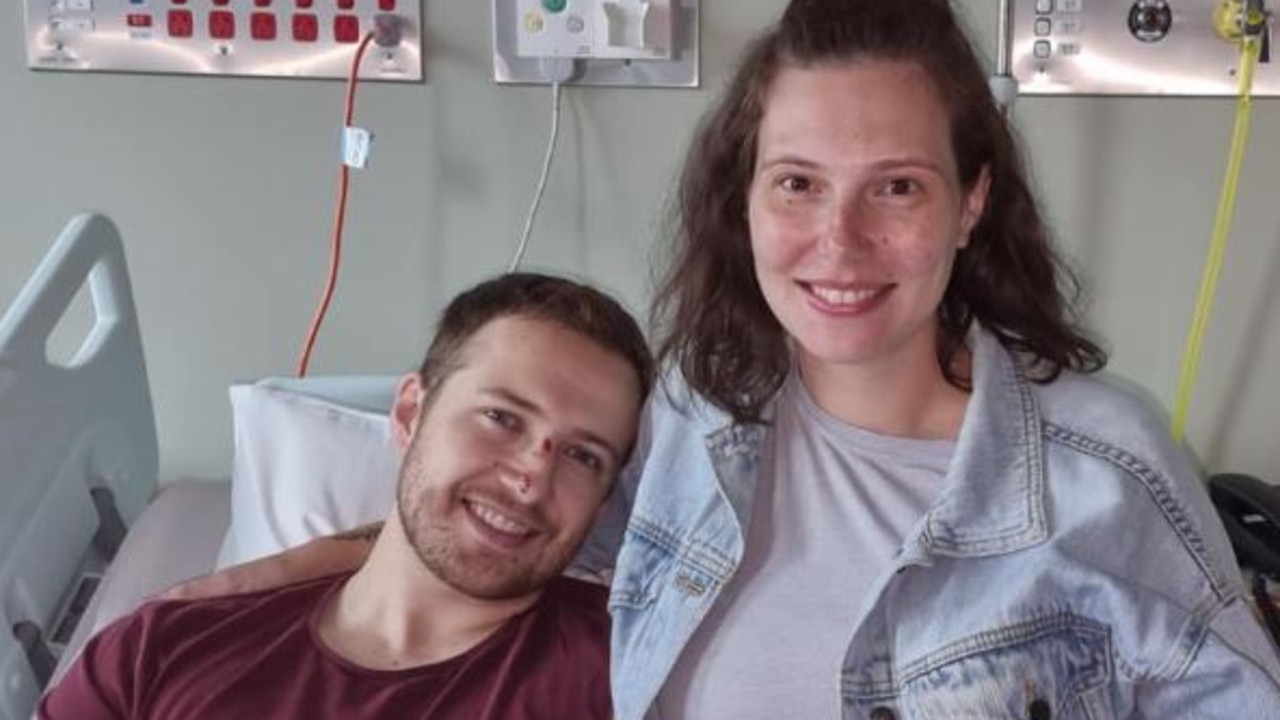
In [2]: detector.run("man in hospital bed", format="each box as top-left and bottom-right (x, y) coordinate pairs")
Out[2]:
(39, 272), (654, 720)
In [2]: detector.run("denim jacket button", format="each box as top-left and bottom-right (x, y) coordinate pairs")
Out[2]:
(869, 706), (896, 720)
(1028, 698), (1052, 720)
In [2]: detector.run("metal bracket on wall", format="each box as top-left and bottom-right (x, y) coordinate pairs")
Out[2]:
(11, 622), (54, 691)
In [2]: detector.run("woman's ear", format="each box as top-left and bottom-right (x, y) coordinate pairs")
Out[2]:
(391, 373), (425, 452)
(958, 165), (992, 247)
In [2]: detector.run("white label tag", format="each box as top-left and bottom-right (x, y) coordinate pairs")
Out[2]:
(342, 126), (373, 169)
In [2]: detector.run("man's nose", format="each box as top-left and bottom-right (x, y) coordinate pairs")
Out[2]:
(500, 436), (555, 502)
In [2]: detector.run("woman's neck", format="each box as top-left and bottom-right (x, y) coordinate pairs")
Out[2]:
(796, 338), (970, 440)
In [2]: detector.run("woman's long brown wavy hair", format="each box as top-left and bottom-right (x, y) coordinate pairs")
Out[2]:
(652, 0), (1106, 424)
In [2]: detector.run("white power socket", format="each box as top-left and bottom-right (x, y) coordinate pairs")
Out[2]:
(515, 0), (673, 60)
(493, 0), (698, 87)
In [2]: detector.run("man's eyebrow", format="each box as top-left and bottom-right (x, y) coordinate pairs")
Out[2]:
(484, 387), (539, 413)
(481, 387), (624, 464)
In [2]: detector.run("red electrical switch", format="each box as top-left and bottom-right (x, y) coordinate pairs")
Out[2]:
(379, 0), (397, 10)
(292, 13), (318, 42)
(209, 10), (235, 39)
(168, 9), (194, 37)
(334, 14), (360, 43)
(250, 12), (277, 40)
(127, 13), (153, 28)
(337, 0), (355, 9)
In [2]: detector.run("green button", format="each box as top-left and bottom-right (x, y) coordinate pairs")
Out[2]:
(542, 0), (568, 13)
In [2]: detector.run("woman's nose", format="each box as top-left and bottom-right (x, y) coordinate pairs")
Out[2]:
(823, 196), (875, 256)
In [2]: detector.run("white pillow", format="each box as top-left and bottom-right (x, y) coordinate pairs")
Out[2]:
(216, 382), (400, 568)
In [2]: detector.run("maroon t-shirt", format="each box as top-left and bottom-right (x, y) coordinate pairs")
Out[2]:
(40, 573), (611, 720)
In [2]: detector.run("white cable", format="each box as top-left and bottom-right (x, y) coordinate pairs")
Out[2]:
(509, 81), (563, 272)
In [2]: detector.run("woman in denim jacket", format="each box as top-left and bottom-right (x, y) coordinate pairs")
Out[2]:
(579, 0), (1280, 718)
(176, 0), (1280, 717)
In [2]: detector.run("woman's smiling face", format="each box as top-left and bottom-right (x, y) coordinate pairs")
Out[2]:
(748, 59), (989, 378)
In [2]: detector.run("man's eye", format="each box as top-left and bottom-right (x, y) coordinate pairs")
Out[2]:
(482, 408), (519, 430)
(882, 178), (918, 196)
(565, 446), (604, 471)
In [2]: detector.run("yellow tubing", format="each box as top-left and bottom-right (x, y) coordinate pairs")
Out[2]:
(1171, 35), (1261, 441)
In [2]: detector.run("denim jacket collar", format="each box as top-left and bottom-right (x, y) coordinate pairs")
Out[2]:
(698, 327), (1053, 566)
(907, 327), (1050, 562)
(704, 423), (771, 550)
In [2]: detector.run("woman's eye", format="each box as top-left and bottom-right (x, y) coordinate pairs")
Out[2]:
(882, 178), (918, 196)
(565, 446), (604, 472)
(778, 175), (813, 194)
(482, 408), (519, 430)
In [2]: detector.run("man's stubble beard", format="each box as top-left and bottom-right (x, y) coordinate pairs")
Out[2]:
(395, 449), (580, 601)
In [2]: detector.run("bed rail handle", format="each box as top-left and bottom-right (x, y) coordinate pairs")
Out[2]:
(0, 214), (136, 367)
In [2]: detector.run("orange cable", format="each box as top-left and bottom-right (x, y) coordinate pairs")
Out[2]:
(297, 32), (377, 377)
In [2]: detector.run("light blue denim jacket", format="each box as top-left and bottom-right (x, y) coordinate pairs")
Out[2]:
(579, 327), (1280, 720)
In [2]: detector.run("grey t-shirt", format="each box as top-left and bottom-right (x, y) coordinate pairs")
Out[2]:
(655, 369), (955, 720)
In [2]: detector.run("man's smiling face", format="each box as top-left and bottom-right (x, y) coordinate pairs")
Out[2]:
(392, 314), (642, 601)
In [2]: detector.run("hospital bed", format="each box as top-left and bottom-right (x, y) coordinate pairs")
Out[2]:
(0, 214), (398, 720)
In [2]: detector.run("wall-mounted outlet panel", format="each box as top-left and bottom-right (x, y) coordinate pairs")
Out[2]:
(24, 0), (424, 82)
(494, 0), (697, 87)
(1013, 0), (1278, 96)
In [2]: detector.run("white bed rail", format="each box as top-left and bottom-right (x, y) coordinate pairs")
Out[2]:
(0, 214), (157, 720)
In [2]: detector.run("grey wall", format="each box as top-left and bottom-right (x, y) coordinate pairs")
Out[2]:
(3, 1), (1278, 483)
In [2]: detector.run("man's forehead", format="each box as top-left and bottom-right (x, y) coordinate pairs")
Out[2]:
(450, 317), (639, 404)
(464, 315), (629, 373)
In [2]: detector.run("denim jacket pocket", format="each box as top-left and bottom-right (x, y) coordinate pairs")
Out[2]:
(858, 613), (1115, 720)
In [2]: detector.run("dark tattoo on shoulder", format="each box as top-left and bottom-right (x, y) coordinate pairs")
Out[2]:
(333, 522), (384, 543)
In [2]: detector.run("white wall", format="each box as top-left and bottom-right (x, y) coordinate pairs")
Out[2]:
(2, 1), (1278, 482)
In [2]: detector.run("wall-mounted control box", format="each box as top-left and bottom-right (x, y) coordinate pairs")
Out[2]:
(24, 0), (423, 82)
(1013, 0), (1277, 96)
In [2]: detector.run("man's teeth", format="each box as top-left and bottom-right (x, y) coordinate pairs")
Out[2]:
(809, 285), (881, 306)
(470, 502), (531, 535)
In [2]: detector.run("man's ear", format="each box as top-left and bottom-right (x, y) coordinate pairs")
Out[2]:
(391, 373), (425, 452)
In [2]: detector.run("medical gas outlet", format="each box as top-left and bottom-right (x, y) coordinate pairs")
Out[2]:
(1214, 0), (1273, 59)
(1129, 0), (1173, 42)
(516, 0), (673, 61)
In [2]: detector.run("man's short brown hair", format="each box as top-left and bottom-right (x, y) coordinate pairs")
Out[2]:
(418, 273), (654, 411)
